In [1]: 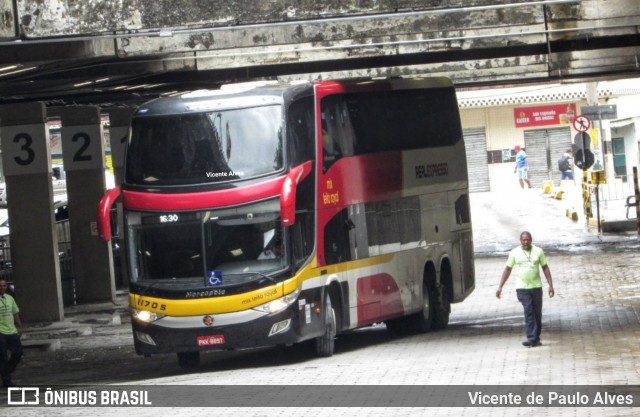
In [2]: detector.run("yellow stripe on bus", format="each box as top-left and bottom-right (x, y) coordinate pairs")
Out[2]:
(130, 284), (286, 316)
(296, 253), (396, 281)
(130, 253), (396, 316)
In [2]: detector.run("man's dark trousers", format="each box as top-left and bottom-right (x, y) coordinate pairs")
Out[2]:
(0, 333), (22, 385)
(516, 287), (543, 343)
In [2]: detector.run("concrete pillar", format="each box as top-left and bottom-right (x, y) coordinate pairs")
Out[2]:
(107, 108), (134, 288)
(60, 107), (115, 303)
(106, 108), (132, 186)
(0, 102), (64, 321)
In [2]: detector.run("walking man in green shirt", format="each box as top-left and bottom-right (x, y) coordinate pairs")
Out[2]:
(0, 279), (23, 386)
(496, 231), (555, 347)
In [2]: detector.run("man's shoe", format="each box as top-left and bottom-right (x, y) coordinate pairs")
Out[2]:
(522, 341), (542, 347)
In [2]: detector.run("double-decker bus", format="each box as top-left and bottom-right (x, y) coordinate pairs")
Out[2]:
(97, 78), (475, 368)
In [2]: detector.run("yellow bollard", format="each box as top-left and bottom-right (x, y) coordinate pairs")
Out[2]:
(566, 208), (578, 221)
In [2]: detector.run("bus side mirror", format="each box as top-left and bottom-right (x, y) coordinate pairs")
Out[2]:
(280, 161), (312, 227)
(97, 185), (121, 241)
(280, 175), (296, 226)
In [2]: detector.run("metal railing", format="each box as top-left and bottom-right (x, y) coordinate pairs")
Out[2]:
(1, 216), (123, 305)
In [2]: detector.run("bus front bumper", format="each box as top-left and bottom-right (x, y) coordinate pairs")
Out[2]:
(131, 293), (324, 355)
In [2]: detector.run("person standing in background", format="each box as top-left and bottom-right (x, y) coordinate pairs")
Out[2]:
(558, 149), (574, 181)
(0, 279), (22, 387)
(514, 145), (532, 189)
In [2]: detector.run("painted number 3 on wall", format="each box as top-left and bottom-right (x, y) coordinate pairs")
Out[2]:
(13, 133), (35, 166)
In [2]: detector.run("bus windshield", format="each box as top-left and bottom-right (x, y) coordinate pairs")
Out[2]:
(126, 105), (284, 185)
(126, 198), (288, 291)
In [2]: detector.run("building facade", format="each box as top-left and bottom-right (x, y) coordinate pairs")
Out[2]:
(458, 79), (640, 201)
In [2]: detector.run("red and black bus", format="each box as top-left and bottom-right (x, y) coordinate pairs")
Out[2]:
(98, 78), (475, 368)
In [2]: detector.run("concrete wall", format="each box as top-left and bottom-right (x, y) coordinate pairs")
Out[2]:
(12, 0), (640, 39)
(3, 0), (638, 87)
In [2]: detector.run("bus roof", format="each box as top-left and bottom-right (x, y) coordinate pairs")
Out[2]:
(132, 77), (454, 117)
(133, 81), (314, 117)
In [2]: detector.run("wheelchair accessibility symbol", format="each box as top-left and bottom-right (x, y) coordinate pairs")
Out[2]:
(207, 270), (223, 286)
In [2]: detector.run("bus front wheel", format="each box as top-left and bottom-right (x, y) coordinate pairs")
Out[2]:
(177, 351), (200, 369)
(314, 294), (336, 357)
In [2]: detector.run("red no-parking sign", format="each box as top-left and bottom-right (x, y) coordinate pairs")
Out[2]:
(573, 115), (591, 132)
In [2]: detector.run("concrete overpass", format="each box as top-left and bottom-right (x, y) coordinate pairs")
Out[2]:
(0, 0), (639, 106)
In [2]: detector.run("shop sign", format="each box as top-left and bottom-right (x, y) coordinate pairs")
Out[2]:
(513, 103), (576, 128)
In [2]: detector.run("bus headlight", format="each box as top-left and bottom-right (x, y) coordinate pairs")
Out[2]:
(132, 309), (166, 323)
(252, 287), (300, 314)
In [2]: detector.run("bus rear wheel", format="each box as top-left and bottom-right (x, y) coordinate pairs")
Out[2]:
(384, 317), (407, 335)
(314, 294), (336, 357)
(177, 351), (200, 369)
(431, 283), (451, 330)
(413, 282), (433, 333)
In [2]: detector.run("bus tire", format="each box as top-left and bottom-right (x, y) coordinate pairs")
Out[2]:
(413, 281), (433, 333)
(431, 283), (451, 330)
(384, 317), (407, 335)
(314, 294), (336, 357)
(177, 351), (200, 369)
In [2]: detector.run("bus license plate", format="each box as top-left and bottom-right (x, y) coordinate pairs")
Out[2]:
(197, 335), (225, 346)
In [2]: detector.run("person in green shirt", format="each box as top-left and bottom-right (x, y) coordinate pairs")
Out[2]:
(496, 231), (555, 347)
(0, 279), (23, 387)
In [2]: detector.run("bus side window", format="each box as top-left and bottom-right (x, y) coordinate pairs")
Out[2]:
(323, 209), (352, 265)
(291, 211), (313, 266)
(292, 159), (315, 268)
(455, 194), (471, 225)
(287, 97), (315, 166)
(321, 116), (339, 172)
(321, 96), (356, 173)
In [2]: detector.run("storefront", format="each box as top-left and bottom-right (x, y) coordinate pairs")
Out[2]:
(458, 80), (640, 195)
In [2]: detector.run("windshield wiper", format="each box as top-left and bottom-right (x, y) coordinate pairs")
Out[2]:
(220, 271), (277, 285)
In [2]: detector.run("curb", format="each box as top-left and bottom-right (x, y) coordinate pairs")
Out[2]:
(21, 312), (124, 352)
